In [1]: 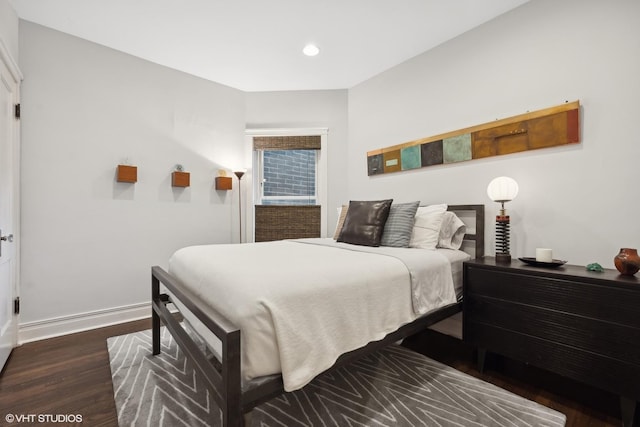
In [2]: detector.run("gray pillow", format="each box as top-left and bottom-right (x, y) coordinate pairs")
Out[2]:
(381, 201), (420, 247)
(338, 199), (393, 246)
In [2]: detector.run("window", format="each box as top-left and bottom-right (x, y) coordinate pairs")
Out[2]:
(258, 149), (317, 205)
(251, 134), (323, 242)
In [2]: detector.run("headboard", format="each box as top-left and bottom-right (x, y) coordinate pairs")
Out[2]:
(448, 204), (484, 259)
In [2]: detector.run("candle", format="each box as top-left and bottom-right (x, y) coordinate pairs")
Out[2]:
(536, 248), (553, 263)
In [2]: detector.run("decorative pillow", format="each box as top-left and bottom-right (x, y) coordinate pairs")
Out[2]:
(338, 199), (393, 247)
(409, 204), (448, 250)
(333, 205), (349, 240)
(380, 201), (420, 247)
(437, 211), (467, 250)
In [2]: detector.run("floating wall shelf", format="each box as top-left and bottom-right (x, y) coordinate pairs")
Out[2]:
(215, 176), (232, 190)
(117, 165), (137, 183)
(172, 171), (190, 187)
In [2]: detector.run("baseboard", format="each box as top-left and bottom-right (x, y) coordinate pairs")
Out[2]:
(18, 302), (151, 344)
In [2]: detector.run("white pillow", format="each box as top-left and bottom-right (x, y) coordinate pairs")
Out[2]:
(409, 204), (448, 249)
(437, 211), (467, 250)
(333, 205), (349, 239)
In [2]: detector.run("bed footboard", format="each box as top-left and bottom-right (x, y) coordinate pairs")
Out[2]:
(151, 266), (244, 427)
(151, 263), (462, 426)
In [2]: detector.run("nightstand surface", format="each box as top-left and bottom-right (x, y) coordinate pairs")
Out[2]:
(465, 256), (640, 286)
(463, 257), (639, 427)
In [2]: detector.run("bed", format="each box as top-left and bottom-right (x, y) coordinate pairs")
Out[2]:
(151, 203), (484, 426)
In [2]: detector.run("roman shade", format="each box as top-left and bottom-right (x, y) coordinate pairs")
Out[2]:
(255, 205), (321, 242)
(253, 135), (321, 151)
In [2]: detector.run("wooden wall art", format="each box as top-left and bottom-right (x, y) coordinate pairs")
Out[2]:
(367, 101), (580, 176)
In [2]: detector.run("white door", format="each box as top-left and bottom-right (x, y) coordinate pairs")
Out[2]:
(0, 52), (20, 372)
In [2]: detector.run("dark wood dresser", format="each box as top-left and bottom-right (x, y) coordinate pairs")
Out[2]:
(463, 257), (640, 427)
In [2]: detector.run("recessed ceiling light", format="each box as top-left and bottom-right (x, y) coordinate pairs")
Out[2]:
(302, 44), (320, 57)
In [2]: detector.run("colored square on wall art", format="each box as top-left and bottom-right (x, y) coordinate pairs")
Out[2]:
(383, 150), (402, 173)
(401, 145), (421, 170)
(443, 134), (472, 163)
(367, 153), (384, 175)
(421, 140), (443, 167)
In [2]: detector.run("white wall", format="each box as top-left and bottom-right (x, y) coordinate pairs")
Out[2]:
(18, 22), (246, 340)
(348, 0), (640, 268)
(0, 0), (19, 61)
(246, 90), (349, 234)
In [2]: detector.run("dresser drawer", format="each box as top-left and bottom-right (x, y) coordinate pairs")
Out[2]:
(465, 296), (640, 366)
(465, 266), (640, 329)
(465, 321), (640, 400)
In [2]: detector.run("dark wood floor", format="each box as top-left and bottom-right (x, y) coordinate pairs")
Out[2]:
(0, 319), (633, 426)
(0, 319), (152, 426)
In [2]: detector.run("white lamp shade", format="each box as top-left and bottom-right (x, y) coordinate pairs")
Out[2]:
(487, 176), (519, 202)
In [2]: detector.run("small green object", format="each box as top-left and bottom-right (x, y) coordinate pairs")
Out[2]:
(586, 262), (604, 272)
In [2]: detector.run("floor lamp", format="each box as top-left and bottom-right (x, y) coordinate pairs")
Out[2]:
(234, 170), (245, 243)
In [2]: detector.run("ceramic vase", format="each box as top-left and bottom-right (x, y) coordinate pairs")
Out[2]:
(614, 248), (640, 276)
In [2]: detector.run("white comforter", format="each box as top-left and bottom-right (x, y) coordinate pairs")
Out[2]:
(168, 238), (457, 391)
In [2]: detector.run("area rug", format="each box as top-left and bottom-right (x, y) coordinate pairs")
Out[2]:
(108, 328), (566, 426)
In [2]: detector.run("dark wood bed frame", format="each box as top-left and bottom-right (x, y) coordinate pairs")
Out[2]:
(151, 204), (484, 426)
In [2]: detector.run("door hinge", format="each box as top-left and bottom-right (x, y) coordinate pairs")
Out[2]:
(14, 297), (20, 315)
(14, 103), (20, 119)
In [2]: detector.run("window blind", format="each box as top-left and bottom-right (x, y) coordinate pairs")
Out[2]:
(254, 205), (321, 242)
(253, 135), (321, 151)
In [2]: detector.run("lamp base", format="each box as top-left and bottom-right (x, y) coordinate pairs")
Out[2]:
(495, 253), (512, 263)
(494, 213), (511, 264)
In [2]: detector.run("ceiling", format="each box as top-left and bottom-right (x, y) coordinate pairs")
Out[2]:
(9, 0), (530, 92)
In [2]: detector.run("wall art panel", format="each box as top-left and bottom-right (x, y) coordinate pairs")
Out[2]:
(367, 101), (580, 175)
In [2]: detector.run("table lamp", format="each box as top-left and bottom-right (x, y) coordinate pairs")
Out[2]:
(487, 176), (519, 263)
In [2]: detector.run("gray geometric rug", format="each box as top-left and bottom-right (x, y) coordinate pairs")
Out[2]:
(108, 328), (566, 426)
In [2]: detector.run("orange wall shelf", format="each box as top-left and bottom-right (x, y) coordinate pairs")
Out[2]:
(172, 171), (190, 187)
(116, 165), (137, 183)
(215, 176), (232, 190)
